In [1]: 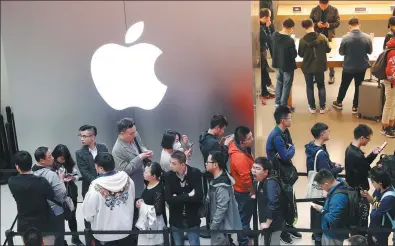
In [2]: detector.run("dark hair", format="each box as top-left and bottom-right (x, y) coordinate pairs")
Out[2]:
(52, 144), (76, 173)
(148, 162), (163, 179)
(274, 105), (291, 124)
(209, 151), (226, 170)
(94, 152), (115, 172)
(314, 169), (335, 184)
(389, 16), (395, 26)
(283, 18), (295, 29)
(23, 227), (43, 246)
(161, 130), (179, 149)
(210, 114), (228, 129)
(79, 124), (97, 136)
(319, 0), (329, 4)
(353, 124), (373, 140)
(170, 150), (187, 164)
(34, 147), (49, 162)
(348, 17), (359, 26)
(301, 19), (314, 29)
(311, 122), (329, 139)
(260, 8), (271, 18)
(254, 157), (274, 171)
(14, 151), (33, 172)
(369, 166), (392, 189)
(347, 235), (368, 245)
(234, 126), (251, 145)
(117, 118), (135, 134)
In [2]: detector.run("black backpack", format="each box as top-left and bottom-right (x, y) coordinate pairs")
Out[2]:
(330, 184), (362, 228)
(377, 153), (395, 187)
(371, 48), (395, 80)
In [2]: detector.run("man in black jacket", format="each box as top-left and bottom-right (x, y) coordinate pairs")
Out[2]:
(75, 124), (108, 246)
(165, 151), (203, 246)
(271, 18), (297, 108)
(8, 151), (55, 245)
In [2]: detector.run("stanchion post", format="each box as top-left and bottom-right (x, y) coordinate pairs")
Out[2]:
(264, 230), (270, 246)
(163, 227), (170, 246)
(5, 230), (14, 246)
(252, 197), (258, 246)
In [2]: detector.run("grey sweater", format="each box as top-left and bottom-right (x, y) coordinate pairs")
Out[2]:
(339, 29), (372, 73)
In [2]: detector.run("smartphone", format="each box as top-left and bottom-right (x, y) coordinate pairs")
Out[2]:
(190, 143), (194, 148)
(225, 134), (234, 139)
(380, 141), (388, 150)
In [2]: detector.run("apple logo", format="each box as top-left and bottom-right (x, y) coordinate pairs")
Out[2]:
(90, 21), (167, 110)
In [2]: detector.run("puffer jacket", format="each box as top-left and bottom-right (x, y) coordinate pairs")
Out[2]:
(385, 37), (395, 86)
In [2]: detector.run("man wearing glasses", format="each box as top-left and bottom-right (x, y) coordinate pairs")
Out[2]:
(76, 124), (108, 246)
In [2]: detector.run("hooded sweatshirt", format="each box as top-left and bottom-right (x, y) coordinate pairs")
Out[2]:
(228, 142), (254, 193)
(199, 131), (229, 166)
(82, 171), (135, 242)
(385, 37), (395, 86)
(209, 171), (242, 231)
(305, 142), (343, 176)
(298, 32), (331, 74)
(271, 31), (297, 72)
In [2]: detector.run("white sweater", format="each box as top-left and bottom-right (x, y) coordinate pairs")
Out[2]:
(82, 171), (135, 242)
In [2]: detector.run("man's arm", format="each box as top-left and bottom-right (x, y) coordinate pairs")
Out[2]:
(328, 8), (340, 29)
(370, 195), (395, 225)
(339, 38), (346, 56)
(383, 33), (391, 50)
(112, 148), (144, 176)
(325, 37), (331, 53)
(365, 152), (378, 165)
(322, 193), (348, 226)
(76, 151), (96, 183)
(210, 187), (230, 230)
(233, 152), (253, 191)
(274, 135), (295, 161)
(317, 152), (342, 175)
(298, 40), (305, 58)
(210, 140), (229, 165)
(49, 172), (67, 202)
(188, 170), (203, 203)
(309, 8), (319, 28)
(164, 173), (189, 204)
(82, 186), (98, 222)
(40, 177), (55, 200)
(367, 38), (373, 55)
(290, 39), (297, 59)
(266, 179), (281, 226)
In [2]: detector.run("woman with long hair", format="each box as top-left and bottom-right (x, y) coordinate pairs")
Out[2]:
(159, 130), (192, 172)
(52, 144), (83, 246)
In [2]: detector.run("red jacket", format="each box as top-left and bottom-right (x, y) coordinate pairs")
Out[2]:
(229, 142), (254, 193)
(386, 37), (395, 86)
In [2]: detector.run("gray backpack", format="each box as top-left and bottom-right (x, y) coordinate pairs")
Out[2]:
(371, 48), (395, 80)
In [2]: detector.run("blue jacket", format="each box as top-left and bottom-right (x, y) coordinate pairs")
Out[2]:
(305, 142), (343, 176)
(370, 187), (395, 238)
(266, 126), (295, 162)
(321, 179), (349, 240)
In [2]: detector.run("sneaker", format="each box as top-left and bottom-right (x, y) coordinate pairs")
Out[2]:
(289, 230), (302, 239)
(309, 107), (316, 114)
(320, 107), (328, 114)
(328, 76), (335, 84)
(332, 101), (343, 110)
(267, 84), (276, 92)
(280, 232), (293, 244)
(71, 237), (84, 246)
(261, 93), (275, 99)
(261, 98), (267, 105)
(381, 127), (395, 138)
(352, 107), (358, 114)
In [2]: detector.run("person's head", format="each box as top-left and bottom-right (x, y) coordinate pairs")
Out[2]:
(94, 152), (115, 174)
(206, 151), (226, 174)
(143, 162), (163, 183)
(52, 144), (75, 171)
(353, 124), (373, 146)
(348, 17), (360, 31)
(78, 124), (97, 146)
(209, 114), (228, 137)
(301, 18), (314, 30)
(170, 150), (187, 173)
(161, 130), (181, 150)
(389, 16), (395, 32)
(14, 151), (33, 173)
(234, 126), (254, 148)
(23, 227), (43, 246)
(369, 166), (392, 190)
(282, 18), (295, 34)
(343, 235), (368, 246)
(311, 123), (330, 141)
(259, 8), (271, 24)
(319, 0), (329, 10)
(34, 147), (53, 166)
(313, 169), (336, 192)
(117, 118), (136, 144)
(251, 157), (273, 182)
(274, 105), (292, 128)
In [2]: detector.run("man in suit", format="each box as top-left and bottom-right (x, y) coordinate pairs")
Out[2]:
(112, 117), (153, 246)
(76, 124), (108, 246)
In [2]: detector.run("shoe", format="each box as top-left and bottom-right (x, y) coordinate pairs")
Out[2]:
(261, 93), (275, 99)
(381, 127), (395, 138)
(332, 101), (343, 110)
(352, 107), (358, 114)
(268, 66), (275, 73)
(261, 98), (267, 105)
(267, 84), (276, 92)
(320, 108), (327, 114)
(289, 230), (302, 239)
(289, 107), (295, 112)
(315, 240), (322, 246)
(328, 76), (335, 84)
(309, 107), (316, 114)
(71, 237), (84, 246)
(280, 232), (293, 244)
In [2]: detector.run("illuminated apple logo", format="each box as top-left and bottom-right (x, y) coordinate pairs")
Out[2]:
(91, 21), (167, 110)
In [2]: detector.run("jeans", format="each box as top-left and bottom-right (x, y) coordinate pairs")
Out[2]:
(235, 191), (253, 246)
(382, 80), (395, 125)
(329, 67), (335, 78)
(171, 226), (200, 246)
(304, 72), (326, 109)
(336, 70), (366, 108)
(260, 51), (271, 96)
(211, 233), (229, 246)
(68, 199), (78, 238)
(275, 69), (294, 106)
(322, 234), (343, 246)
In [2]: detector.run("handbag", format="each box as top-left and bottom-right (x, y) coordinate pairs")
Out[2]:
(306, 149), (323, 198)
(198, 177), (210, 218)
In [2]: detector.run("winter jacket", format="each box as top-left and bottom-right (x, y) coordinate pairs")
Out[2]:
(199, 131), (229, 166)
(369, 187), (395, 239)
(321, 179), (349, 240)
(298, 32), (331, 74)
(385, 37), (395, 86)
(266, 126), (295, 162)
(229, 142), (254, 193)
(383, 30), (395, 50)
(209, 171), (242, 231)
(260, 23), (275, 53)
(32, 165), (67, 216)
(305, 142), (343, 176)
(271, 32), (297, 72)
(309, 4), (340, 41)
(82, 171), (135, 242)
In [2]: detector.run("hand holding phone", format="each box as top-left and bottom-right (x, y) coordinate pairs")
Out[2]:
(380, 141), (387, 151)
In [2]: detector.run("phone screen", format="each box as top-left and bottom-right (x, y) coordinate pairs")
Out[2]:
(380, 141), (388, 150)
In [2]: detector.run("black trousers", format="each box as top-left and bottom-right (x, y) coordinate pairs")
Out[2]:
(310, 200), (324, 242)
(67, 199), (78, 237)
(336, 70), (366, 108)
(260, 51), (271, 96)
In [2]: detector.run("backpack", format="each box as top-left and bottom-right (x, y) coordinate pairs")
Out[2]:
(371, 48), (395, 80)
(330, 184), (362, 228)
(377, 154), (395, 187)
(380, 190), (395, 229)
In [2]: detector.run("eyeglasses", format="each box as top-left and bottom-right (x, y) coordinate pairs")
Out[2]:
(364, 136), (371, 142)
(206, 161), (215, 164)
(78, 134), (92, 139)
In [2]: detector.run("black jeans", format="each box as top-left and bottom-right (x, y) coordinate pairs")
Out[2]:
(336, 70), (366, 108)
(304, 72), (326, 109)
(310, 200), (324, 242)
(50, 212), (65, 246)
(260, 51), (271, 96)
